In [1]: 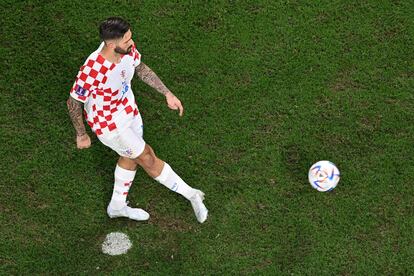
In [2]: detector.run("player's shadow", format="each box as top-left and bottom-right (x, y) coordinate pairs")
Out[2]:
(281, 143), (311, 182)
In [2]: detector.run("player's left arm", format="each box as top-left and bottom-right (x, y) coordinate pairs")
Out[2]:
(135, 62), (184, 116)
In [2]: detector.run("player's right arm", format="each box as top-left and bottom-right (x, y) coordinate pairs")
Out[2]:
(67, 96), (91, 149)
(67, 62), (95, 149)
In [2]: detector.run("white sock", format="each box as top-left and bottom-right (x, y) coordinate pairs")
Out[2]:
(154, 163), (196, 200)
(109, 164), (137, 210)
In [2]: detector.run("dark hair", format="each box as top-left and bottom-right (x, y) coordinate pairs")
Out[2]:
(99, 17), (130, 41)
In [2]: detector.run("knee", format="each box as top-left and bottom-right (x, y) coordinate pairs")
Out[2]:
(135, 145), (157, 168)
(118, 156), (137, 171)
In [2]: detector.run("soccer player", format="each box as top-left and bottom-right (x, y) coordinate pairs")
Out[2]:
(66, 17), (208, 223)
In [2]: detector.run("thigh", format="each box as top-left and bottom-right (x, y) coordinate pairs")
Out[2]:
(98, 126), (146, 159)
(130, 113), (144, 139)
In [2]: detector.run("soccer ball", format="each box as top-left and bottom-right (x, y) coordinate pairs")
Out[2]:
(308, 161), (340, 192)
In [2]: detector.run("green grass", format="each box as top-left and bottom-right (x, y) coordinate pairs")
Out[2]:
(1, 0), (413, 274)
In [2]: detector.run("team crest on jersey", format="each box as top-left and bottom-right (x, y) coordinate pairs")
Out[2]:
(75, 85), (87, 96)
(120, 70), (126, 80)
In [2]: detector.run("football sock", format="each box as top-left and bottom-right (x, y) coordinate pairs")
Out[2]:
(154, 163), (196, 200)
(109, 164), (136, 210)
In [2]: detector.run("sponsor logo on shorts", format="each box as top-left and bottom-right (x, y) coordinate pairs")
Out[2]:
(125, 148), (133, 157)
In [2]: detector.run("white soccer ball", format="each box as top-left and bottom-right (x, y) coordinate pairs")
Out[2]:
(308, 160), (340, 192)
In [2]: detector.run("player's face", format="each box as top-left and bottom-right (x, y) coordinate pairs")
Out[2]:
(114, 29), (134, 55)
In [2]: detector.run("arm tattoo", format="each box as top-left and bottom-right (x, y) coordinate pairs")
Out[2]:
(135, 62), (171, 95)
(67, 97), (86, 136)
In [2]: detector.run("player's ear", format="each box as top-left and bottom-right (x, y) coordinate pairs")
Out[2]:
(105, 39), (116, 50)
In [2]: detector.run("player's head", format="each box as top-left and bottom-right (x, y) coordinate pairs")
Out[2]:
(99, 17), (133, 55)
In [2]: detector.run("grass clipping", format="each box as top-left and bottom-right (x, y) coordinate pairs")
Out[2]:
(102, 232), (132, 256)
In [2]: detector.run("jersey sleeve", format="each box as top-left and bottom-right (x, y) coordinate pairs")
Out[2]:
(70, 65), (95, 103)
(130, 43), (141, 67)
(70, 55), (111, 103)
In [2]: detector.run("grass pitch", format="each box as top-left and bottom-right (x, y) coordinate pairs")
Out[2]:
(1, 0), (413, 274)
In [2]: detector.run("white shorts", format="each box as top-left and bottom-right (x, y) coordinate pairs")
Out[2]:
(97, 114), (146, 159)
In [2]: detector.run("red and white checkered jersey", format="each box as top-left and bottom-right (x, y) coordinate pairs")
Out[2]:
(69, 42), (141, 137)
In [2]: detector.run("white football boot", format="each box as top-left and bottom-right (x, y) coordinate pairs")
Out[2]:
(107, 204), (150, 221)
(190, 190), (208, 223)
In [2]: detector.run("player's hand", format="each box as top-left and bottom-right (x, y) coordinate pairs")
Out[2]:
(76, 133), (91, 149)
(165, 91), (184, 116)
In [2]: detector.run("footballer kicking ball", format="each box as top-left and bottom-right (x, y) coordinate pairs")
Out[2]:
(308, 161), (340, 192)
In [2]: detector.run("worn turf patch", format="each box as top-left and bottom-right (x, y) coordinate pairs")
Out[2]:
(102, 232), (132, 256)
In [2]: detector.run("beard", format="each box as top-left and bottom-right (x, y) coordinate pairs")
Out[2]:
(114, 45), (132, 55)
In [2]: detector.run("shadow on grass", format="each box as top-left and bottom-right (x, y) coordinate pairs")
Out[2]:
(281, 143), (312, 181)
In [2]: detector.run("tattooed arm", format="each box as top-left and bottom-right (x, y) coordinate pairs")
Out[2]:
(66, 96), (91, 149)
(135, 62), (184, 116)
(135, 62), (171, 95)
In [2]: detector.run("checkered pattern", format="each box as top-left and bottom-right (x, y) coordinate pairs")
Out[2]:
(70, 42), (142, 137)
(130, 43), (141, 67)
(70, 54), (114, 103)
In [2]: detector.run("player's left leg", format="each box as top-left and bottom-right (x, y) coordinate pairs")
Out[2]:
(108, 157), (137, 211)
(134, 144), (208, 223)
(106, 157), (149, 220)
(97, 126), (149, 221)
